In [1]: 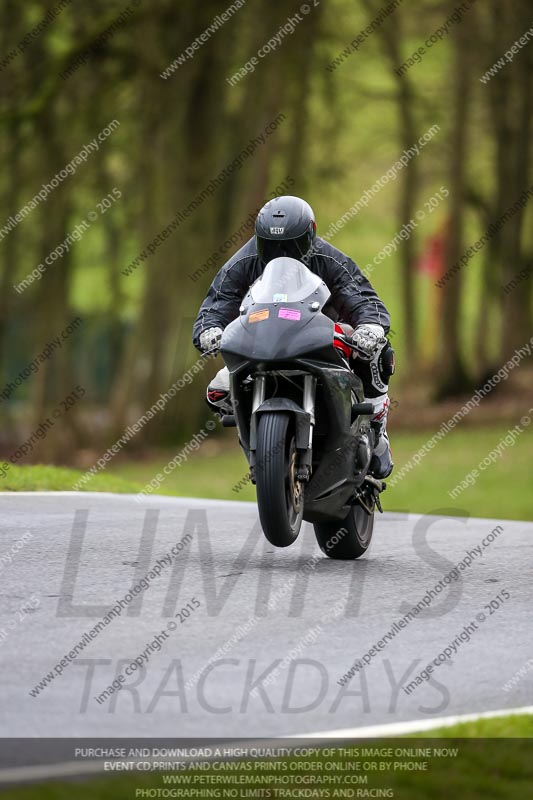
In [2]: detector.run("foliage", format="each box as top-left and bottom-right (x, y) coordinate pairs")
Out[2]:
(0, 0), (531, 458)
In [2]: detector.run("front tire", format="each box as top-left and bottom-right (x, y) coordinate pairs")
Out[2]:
(313, 504), (374, 560)
(255, 412), (303, 547)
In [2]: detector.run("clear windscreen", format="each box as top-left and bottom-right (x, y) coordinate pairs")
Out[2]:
(250, 257), (327, 304)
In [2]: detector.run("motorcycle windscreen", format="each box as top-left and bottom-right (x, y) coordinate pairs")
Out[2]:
(222, 257), (334, 364)
(249, 257), (330, 306)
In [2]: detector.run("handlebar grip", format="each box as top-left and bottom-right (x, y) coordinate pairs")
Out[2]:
(351, 403), (374, 416)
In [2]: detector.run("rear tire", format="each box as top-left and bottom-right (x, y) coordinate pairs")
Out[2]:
(313, 504), (374, 560)
(255, 412), (303, 547)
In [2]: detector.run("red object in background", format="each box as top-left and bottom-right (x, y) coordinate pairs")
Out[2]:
(333, 323), (352, 358)
(417, 230), (446, 278)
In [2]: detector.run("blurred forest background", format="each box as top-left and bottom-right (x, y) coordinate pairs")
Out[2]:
(0, 0), (531, 513)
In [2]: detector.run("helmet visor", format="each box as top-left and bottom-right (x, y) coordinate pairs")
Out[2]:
(257, 231), (312, 264)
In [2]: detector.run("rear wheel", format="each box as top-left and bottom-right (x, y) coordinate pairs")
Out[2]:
(255, 412), (303, 547)
(313, 504), (374, 560)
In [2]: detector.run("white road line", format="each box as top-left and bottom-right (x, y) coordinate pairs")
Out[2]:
(0, 760), (109, 784)
(0, 705), (532, 784)
(0, 491), (257, 508)
(298, 704), (533, 738)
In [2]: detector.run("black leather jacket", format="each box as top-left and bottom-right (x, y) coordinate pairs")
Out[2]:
(192, 236), (390, 350)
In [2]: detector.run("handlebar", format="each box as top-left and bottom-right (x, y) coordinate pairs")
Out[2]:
(201, 333), (359, 358)
(333, 332), (356, 349)
(200, 347), (220, 358)
(333, 332), (362, 359)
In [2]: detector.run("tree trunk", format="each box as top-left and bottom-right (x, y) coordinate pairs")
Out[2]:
(362, 0), (420, 360)
(500, 0), (532, 357)
(436, 3), (473, 398)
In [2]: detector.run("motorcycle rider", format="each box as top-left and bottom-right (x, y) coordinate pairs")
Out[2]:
(192, 196), (394, 478)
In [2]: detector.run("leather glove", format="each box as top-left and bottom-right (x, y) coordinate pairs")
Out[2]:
(351, 324), (386, 360)
(199, 326), (224, 353)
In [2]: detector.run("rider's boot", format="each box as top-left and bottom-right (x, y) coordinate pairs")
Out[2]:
(367, 394), (393, 479)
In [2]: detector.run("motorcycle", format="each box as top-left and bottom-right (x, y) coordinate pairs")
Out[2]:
(219, 256), (386, 560)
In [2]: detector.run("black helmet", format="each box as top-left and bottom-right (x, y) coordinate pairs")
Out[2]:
(255, 196), (316, 264)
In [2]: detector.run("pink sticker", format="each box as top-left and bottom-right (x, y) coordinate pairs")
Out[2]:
(278, 308), (301, 321)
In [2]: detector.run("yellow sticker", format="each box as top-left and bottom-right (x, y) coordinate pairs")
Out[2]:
(249, 309), (270, 323)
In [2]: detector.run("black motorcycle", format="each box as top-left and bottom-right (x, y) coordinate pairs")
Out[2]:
(219, 257), (386, 560)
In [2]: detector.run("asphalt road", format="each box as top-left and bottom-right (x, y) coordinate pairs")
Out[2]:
(1, 493), (531, 739)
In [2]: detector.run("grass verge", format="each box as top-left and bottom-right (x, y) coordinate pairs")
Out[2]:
(0, 464), (141, 494)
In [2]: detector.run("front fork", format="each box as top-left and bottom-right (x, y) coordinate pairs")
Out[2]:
(252, 375), (266, 413)
(296, 374), (316, 481)
(249, 373), (316, 483)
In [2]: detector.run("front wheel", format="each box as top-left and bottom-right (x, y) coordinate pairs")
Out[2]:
(313, 504), (374, 560)
(255, 412), (303, 547)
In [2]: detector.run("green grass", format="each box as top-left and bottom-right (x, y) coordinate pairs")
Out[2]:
(2, 716), (531, 800)
(2, 426), (531, 521)
(384, 426), (533, 521)
(0, 464), (141, 494)
(428, 714), (533, 737)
